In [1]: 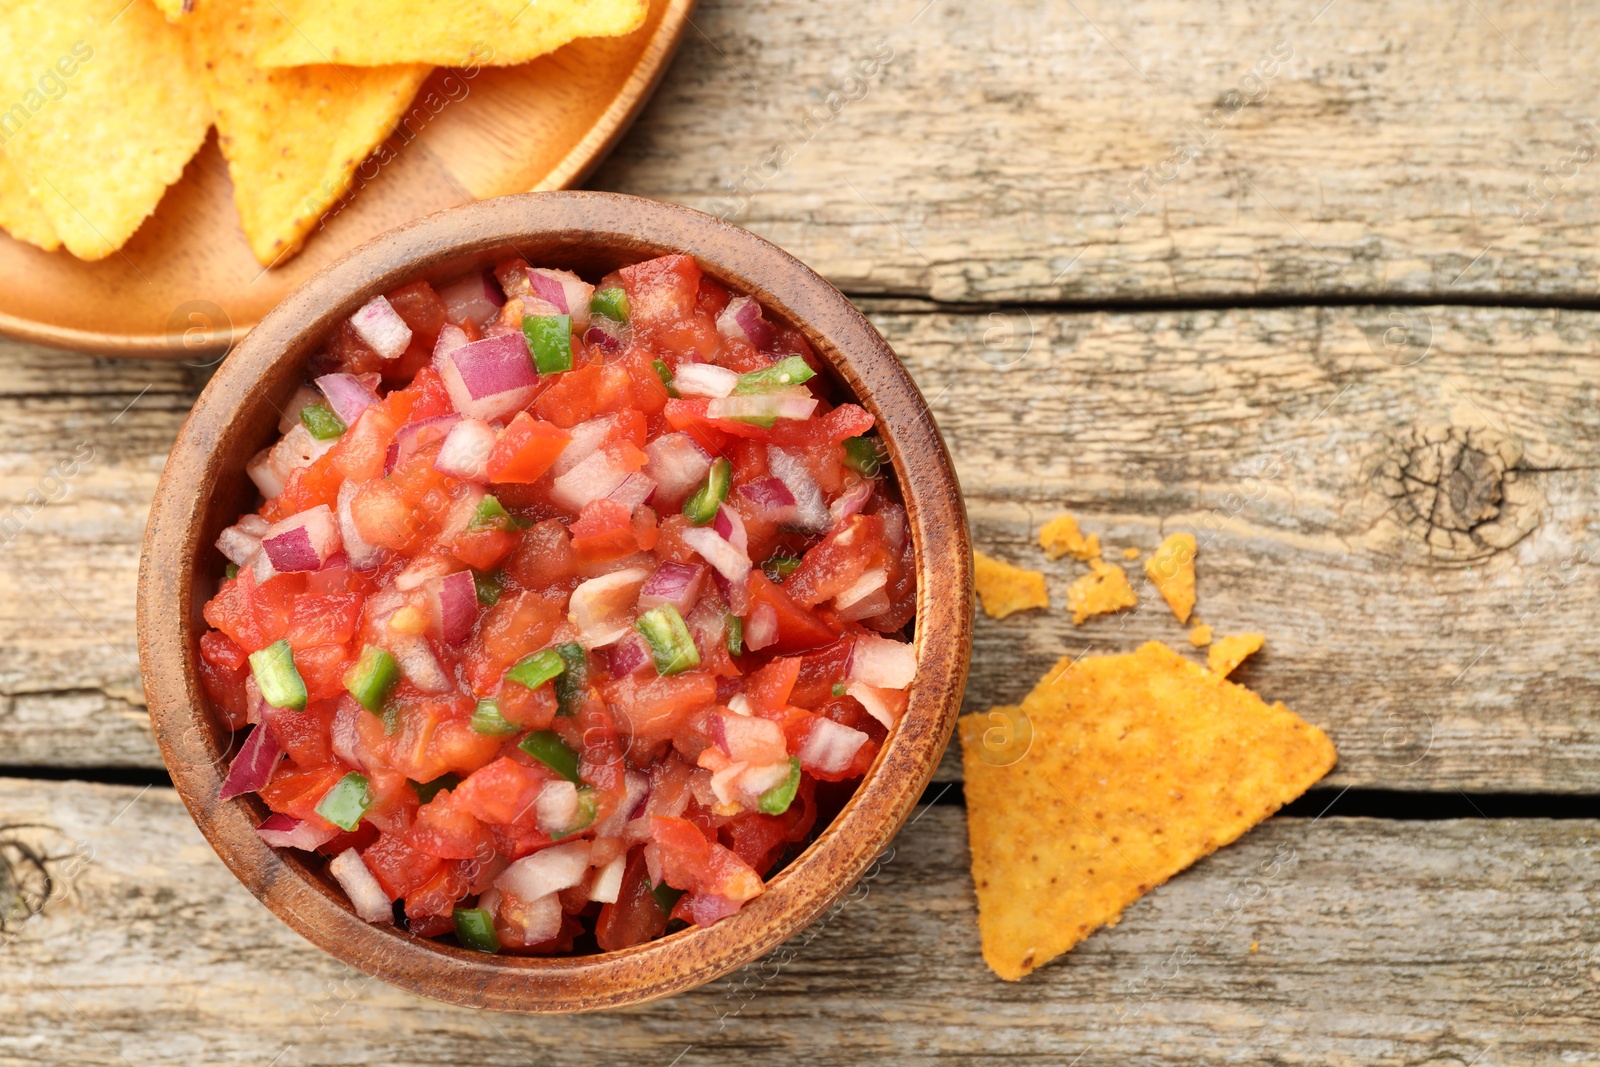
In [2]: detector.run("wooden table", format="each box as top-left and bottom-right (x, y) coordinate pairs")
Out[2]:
(6, 0), (1600, 1061)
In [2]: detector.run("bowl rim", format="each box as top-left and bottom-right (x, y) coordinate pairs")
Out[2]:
(137, 190), (973, 1014)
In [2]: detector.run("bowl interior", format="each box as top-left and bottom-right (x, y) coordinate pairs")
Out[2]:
(139, 192), (973, 1013)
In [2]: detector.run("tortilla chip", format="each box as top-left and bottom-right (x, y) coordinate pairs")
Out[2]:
(974, 551), (1049, 619)
(1188, 623), (1213, 648)
(1122, 547), (1140, 560)
(1146, 532), (1197, 623)
(1066, 559), (1137, 624)
(1208, 633), (1264, 677)
(1038, 513), (1100, 562)
(251, 0), (648, 68)
(0, 0), (209, 260)
(959, 641), (1336, 981)
(181, 0), (430, 266)
(0, 150), (59, 251)
(149, 0), (194, 20)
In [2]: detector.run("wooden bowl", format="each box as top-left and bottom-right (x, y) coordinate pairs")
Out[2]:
(137, 191), (973, 1013)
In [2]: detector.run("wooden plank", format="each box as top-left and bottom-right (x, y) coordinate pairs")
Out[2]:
(2, 779), (1597, 1065)
(598, 0), (1600, 303)
(5, 300), (1600, 791)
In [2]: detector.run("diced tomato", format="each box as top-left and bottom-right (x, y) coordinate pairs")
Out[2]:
(695, 276), (731, 319)
(409, 788), (494, 860)
(329, 405), (400, 484)
(452, 758), (552, 827)
(746, 571), (838, 653)
(650, 815), (762, 902)
(533, 362), (604, 428)
(745, 657), (800, 714)
(328, 319), (382, 376)
(198, 650), (249, 730)
(404, 860), (472, 919)
(504, 519), (578, 593)
(602, 672), (719, 758)
(619, 255), (701, 340)
(200, 629), (247, 672)
(784, 514), (883, 607)
(569, 498), (638, 564)
(595, 848), (668, 951)
(487, 413), (572, 483)
(719, 812), (790, 876)
(363, 830), (442, 900)
(258, 763), (346, 824)
(315, 821), (379, 858)
(790, 638), (854, 709)
(286, 593), (362, 648)
(292, 642), (354, 703)
(447, 524), (518, 572)
(497, 678), (559, 730)
(662, 398), (731, 456)
(464, 590), (562, 692)
(262, 698), (337, 767)
(350, 480), (421, 552)
(386, 280), (447, 346)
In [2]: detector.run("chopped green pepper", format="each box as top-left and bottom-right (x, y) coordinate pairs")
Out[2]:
(469, 699), (519, 736)
(725, 614), (743, 657)
(519, 729), (582, 783)
(344, 645), (400, 713)
(472, 571), (503, 607)
(733, 355), (815, 395)
(299, 402), (346, 441)
(635, 604), (701, 676)
(763, 552), (802, 581)
(452, 907), (501, 953)
(315, 772), (372, 831)
(757, 757), (802, 815)
(468, 494), (513, 532)
(551, 787), (599, 840)
(552, 642), (589, 717)
(381, 703), (402, 736)
(590, 286), (630, 323)
(842, 435), (882, 476)
(505, 647), (565, 691)
(224, 562), (239, 580)
(652, 358), (680, 398)
(650, 880), (685, 914)
(522, 314), (573, 375)
(832, 682), (848, 697)
(249, 639), (307, 711)
(409, 773), (459, 804)
(682, 457), (731, 526)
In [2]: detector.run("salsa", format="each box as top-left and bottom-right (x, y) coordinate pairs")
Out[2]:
(200, 252), (918, 953)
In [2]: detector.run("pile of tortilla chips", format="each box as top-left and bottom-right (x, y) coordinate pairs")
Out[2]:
(0, 0), (646, 264)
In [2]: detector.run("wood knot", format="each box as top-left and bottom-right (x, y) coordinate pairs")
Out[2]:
(1370, 425), (1540, 565)
(0, 824), (77, 931)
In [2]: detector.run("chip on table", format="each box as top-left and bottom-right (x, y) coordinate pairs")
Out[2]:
(1065, 559), (1137, 624)
(959, 641), (1336, 981)
(1146, 532), (1197, 623)
(1038, 513), (1100, 562)
(1208, 632), (1265, 677)
(974, 551), (1049, 619)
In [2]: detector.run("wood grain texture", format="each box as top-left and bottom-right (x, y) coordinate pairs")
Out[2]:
(2, 779), (1597, 1065)
(597, 0), (1600, 303)
(8, 297), (1600, 792)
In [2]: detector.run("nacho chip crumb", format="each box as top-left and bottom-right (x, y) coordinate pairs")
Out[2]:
(1188, 623), (1214, 648)
(1146, 532), (1197, 623)
(1066, 560), (1137, 624)
(1122, 547), (1140, 560)
(1039, 514), (1100, 562)
(1250, 940), (1260, 953)
(959, 640), (1336, 981)
(1208, 633), (1265, 677)
(974, 551), (1049, 619)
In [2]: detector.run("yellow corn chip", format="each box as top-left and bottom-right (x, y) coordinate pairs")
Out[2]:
(974, 551), (1049, 619)
(1121, 547), (1140, 560)
(959, 641), (1336, 981)
(149, 0), (193, 20)
(1038, 513), (1099, 562)
(0, 149), (59, 251)
(0, 0), (209, 260)
(1065, 559), (1137, 624)
(1208, 632), (1264, 677)
(181, 0), (430, 266)
(1146, 532), (1197, 623)
(252, 0), (648, 68)
(1188, 623), (1213, 648)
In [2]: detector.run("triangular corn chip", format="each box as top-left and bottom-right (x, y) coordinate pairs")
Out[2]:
(959, 641), (1335, 981)
(0, 149), (59, 251)
(1208, 632), (1264, 677)
(0, 0), (209, 259)
(252, 0), (648, 68)
(1146, 532), (1197, 623)
(974, 551), (1049, 619)
(181, 0), (430, 265)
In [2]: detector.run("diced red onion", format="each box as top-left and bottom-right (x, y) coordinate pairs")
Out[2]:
(829, 479), (875, 529)
(348, 295), (413, 360)
(499, 839), (592, 901)
(835, 566), (889, 619)
(388, 634), (453, 693)
(394, 555), (456, 591)
(879, 500), (909, 551)
(712, 503), (749, 555)
(638, 561), (706, 616)
(847, 681), (907, 730)
(716, 712), (786, 764)
(329, 848), (394, 923)
(848, 634), (918, 689)
(440, 334), (539, 421)
(643, 432), (712, 509)
(606, 631), (653, 677)
(609, 471), (657, 512)
(278, 384), (322, 434)
(767, 446), (830, 533)
(736, 477), (797, 525)
(589, 854), (626, 904)
(798, 717), (869, 776)
(330, 702), (364, 771)
(314, 373), (381, 427)
(501, 889), (564, 946)
(744, 601), (778, 652)
(432, 323), (469, 368)
(708, 759), (747, 806)
(246, 448), (286, 500)
(533, 783), (582, 839)
(584, 317), (625, 353)
(433, 417), (497, 483)
(390, 413), (460, 475)
(673, 362), (739, 398)
(569, 567), (651, 648)
(428, 570), (478, 645)
(218, 723), (282, 800)
(836, 582), (892, 623)
(261, 504), (341, 573)
(707, 390), (818, 423)
(257, 813), (338, 851)
(681, 526), (751, 587)
(335, 480), (384, 570)
(550, 447), (636, 512)
(525, 268), (594, 330)
(216, 521), (264, 567)
(716, 295), (775, 350)
(438, 271), (505, 327)
(689, 892), (745, 927)
(737, 760), (792, 796)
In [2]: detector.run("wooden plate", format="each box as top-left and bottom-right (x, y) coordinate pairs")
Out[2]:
(0, 0), (693, 358)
